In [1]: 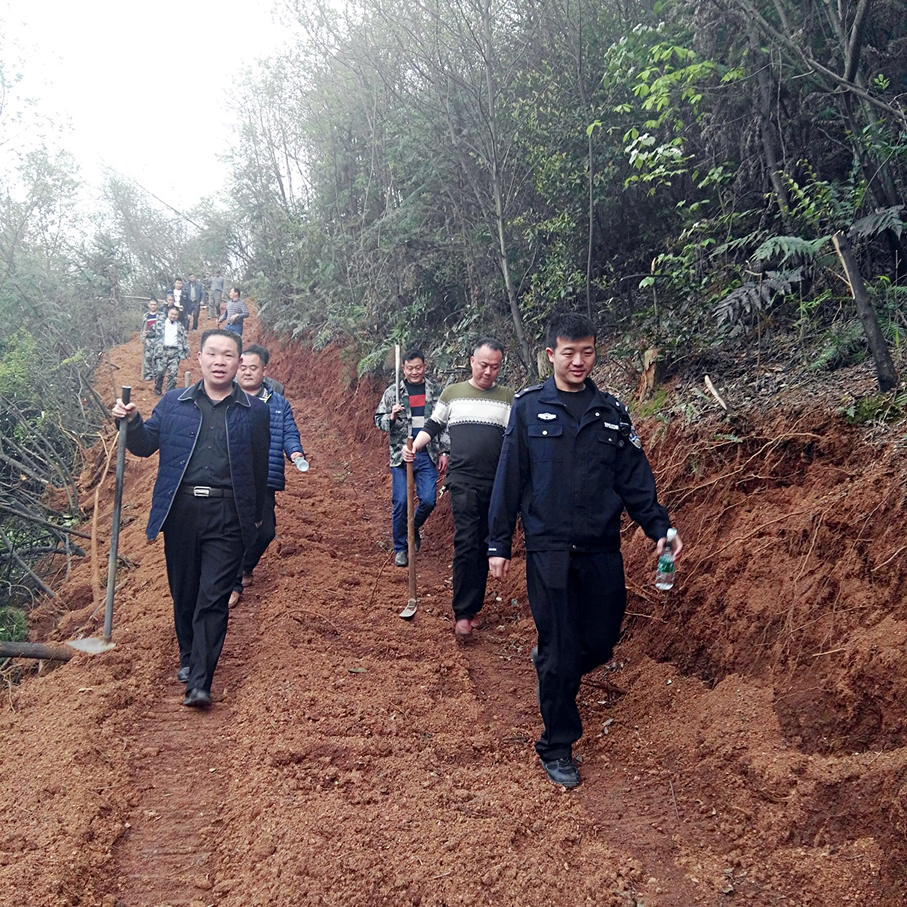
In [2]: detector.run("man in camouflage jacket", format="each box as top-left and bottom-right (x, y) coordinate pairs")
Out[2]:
(374, 348), (449, 565)
(153, 305), (191, 395)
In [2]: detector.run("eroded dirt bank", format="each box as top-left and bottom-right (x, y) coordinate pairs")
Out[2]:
(1, 319), (905, 906)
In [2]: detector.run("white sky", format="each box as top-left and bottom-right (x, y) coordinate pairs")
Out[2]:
(2, 0), (291, 208)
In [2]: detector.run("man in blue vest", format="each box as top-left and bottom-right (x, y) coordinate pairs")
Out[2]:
(112, 329), (270, 707)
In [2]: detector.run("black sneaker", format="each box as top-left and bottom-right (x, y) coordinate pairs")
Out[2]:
(177, 666), (190, 684)
(541, 756), (581, 788)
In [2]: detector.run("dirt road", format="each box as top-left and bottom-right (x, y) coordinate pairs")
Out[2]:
(1, 319), (904, 906)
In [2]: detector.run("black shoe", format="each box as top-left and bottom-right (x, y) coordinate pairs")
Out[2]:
(177, 666), (190, 684)
(183, 688), (212, 708)
(542, 756), (581, 788)
(395, 550), (408, 567)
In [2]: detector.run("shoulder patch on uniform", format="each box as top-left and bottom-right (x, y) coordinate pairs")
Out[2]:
(628, 427), (642, 449)
(515, 383), (545, 398)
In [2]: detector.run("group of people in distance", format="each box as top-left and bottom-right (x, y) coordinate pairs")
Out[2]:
(117, 308), (682, 790)
(376, 312), (683, 789)
(141, 275), (249, 395)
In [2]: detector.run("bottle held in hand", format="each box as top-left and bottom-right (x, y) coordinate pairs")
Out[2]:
(655, 527), (677, 591)
(294, 456), (309, 473)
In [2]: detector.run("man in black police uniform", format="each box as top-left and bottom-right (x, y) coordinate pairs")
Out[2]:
(112, 329), (270, 707)
(487, 312), (682, 788)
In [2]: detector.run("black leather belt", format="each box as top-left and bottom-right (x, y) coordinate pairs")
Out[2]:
(179, 485), (234, 498)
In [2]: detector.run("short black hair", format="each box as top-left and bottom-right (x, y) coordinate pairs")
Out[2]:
(403, 347), (425, 363)
(243, 343), (269, 365)
(175, 276), (184, 283)
(473, 337), (504, 357)
(167, 305), (180, 315)
(546, 313), (596, 351)
(231, 286), (242, 296)
(200, 328), (242, 356)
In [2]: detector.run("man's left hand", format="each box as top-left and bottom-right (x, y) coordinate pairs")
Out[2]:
(438, 453), (449, 479)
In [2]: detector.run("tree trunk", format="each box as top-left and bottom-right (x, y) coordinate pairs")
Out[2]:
(832, 232), (898, 392)
(0, 641), (74, 661)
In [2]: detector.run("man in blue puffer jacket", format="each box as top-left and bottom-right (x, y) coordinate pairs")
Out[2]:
(112, 329), (270, 708)
(230, 343), (306, 606)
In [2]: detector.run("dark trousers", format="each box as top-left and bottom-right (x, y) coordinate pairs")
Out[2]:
(190, 305), (200, 331)
(448, 482), (493, 620)
(391, 452), (437, 552)
(234, 489), (276, 591)
(163, 493), (245, 693)
(526, 550), (627, 761)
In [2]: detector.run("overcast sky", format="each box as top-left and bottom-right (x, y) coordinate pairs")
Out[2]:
(2, 0), (290, 208)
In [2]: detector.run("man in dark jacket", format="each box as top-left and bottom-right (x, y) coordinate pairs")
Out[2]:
(230, 343), (306, 605)
(185, 273), (205, 331)
(487, 312), (682, 788)
(112, 329), (270, 708)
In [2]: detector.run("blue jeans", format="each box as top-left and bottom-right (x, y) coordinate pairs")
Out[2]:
(391, 451), (437, 552)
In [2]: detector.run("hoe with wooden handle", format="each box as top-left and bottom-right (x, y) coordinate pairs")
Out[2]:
(399, 438), (418, 619)
(66, 385), (132, 654)
(0, 387), (131, 661)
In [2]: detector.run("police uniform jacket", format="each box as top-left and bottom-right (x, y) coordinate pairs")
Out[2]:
(487, 377), (670, 559)
(124, 381), (270, 547)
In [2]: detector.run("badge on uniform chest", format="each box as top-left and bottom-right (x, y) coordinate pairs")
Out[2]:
(537, 412), (557, 420)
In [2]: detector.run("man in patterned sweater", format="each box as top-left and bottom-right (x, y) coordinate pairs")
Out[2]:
(404, 339), (513, 639)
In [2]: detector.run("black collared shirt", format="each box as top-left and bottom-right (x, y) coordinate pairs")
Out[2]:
(181, 383), (242, 488)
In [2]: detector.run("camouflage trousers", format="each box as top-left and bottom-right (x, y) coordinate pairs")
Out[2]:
(142, 341), (155, 381)
(154, 347), (182, 395)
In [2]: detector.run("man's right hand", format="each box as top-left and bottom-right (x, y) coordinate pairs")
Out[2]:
(489, 556), (510, 580)
(389, 403), (405, 422)
(112, 399), (138, 422)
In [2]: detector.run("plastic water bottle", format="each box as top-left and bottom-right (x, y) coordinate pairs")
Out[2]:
(294, 456), (309, 473)
(655, 528), (677, 590)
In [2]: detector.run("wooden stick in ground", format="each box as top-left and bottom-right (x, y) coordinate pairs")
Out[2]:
(400, 438), (418, 619)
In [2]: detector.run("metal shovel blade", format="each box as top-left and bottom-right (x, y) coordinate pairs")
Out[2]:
(65, 637), (116, 654)
(399, 599), (417, 620)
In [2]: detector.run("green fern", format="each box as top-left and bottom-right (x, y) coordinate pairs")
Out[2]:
(753, 235), (829, 263)
(714, 269), (802, 327)
(849, 205), (904, 240)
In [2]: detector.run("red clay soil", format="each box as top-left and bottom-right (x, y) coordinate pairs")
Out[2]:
(1, 314), (906, 906)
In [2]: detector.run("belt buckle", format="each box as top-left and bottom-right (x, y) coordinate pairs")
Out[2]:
(193, 486), (211, 498)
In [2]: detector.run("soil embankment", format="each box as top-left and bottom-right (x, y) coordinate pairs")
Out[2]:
(1, 316), (905, 906)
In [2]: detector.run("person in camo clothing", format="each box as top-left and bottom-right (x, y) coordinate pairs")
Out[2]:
(141, 298), (163, 381)
(153, 305), (190, 396)
(374, 348), (449, 567)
